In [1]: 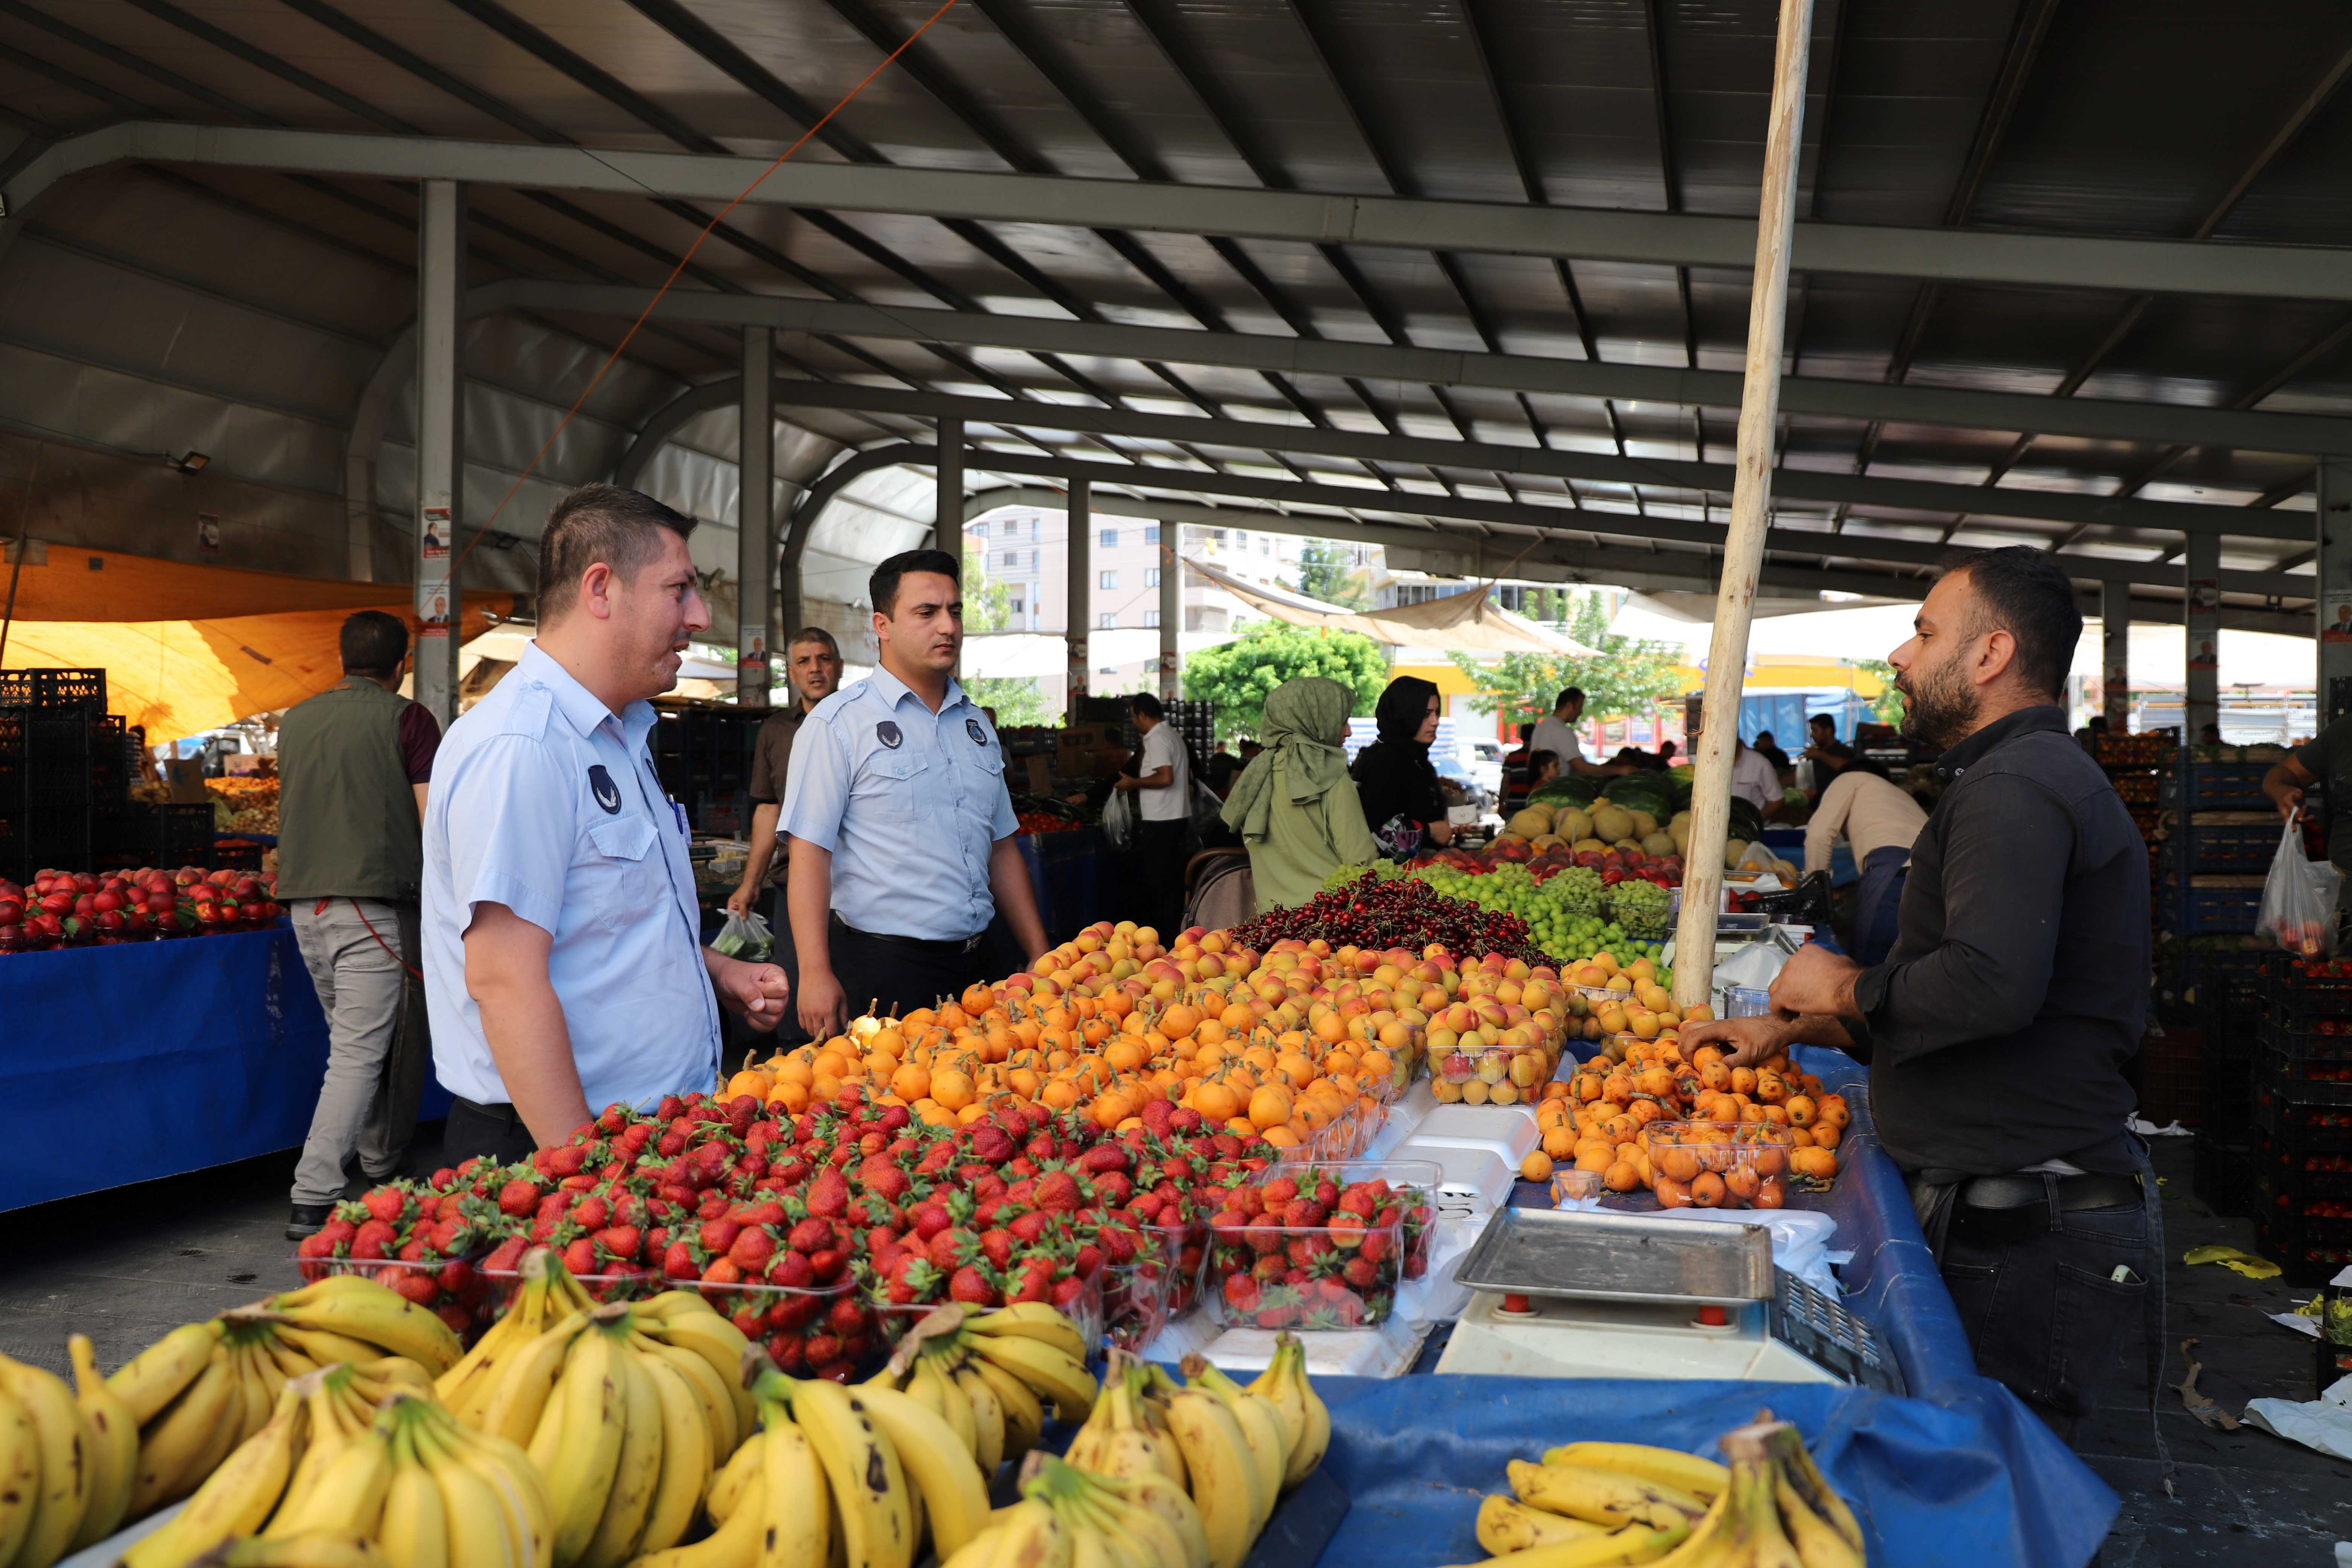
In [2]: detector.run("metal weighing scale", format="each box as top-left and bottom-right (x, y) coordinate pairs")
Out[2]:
(1434, 1208), (1902, 1393)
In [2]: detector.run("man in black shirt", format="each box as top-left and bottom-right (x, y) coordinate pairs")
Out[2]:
(1686, 547), (2157, 1441)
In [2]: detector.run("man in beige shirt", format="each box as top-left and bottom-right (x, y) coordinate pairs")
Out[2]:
(1805, 764), (1927, 966)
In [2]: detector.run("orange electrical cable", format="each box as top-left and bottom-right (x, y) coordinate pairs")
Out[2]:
(451, 0), (963, 571)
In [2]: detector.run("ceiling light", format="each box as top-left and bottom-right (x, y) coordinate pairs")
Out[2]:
(170, 451), (209, 474)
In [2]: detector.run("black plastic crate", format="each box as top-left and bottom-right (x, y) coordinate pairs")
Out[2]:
(2262, 1051), (2352, 1106)
(2259, 1019), (2352, 1063)
(0, 668), (106, 714)
(2253, 1135), (2352, 1205)
(2161, 883), (2262, 936)
(2256, 1092), (2352, 1154)
(2161, 761), (2272, 811)
(2254, 1209), (2352, 1287)
(2191, 1135), (2254, 1217)
(2160, 821), (2279, 874)
(209, 839), (265, 872)
(158, 803), (213, 866)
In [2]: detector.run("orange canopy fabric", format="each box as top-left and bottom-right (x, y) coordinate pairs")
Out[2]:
(1, 548), (515, 738)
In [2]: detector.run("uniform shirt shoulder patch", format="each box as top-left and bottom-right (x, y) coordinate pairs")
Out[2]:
(876, 720), (902, 749)
(587, 764), (623, 813)
(966, 717), (988, 745)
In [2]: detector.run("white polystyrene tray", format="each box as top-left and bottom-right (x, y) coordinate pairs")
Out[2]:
(1398, 1102), (1539, 1162)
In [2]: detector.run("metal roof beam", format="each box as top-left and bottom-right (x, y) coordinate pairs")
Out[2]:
(500, 280), (2352, 458)
(17, 122), (2352, 302)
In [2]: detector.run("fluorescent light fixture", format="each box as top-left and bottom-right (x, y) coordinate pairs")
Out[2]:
(170, 451), (210, 474)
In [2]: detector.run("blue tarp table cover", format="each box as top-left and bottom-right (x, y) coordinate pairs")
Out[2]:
(1335, 1043), (2117, 1568)
(0, 921), (449, 1210)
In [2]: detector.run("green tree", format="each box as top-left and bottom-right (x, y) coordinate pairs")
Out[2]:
(1852, 659), (1905, 725)
(1448, 591), (1684, 730)
(1183, 621), (1388, 740)
(958, 544), (1055, 726)
(1291, 540), (1371, 609)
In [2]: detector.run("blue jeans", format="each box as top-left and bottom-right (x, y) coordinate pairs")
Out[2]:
(1852, 845), (1909, 967)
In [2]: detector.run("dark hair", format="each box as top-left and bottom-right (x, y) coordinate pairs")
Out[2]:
(1132, 692), (1165, 720)
(1555, 688), (1584, 711)
(2088, 714), (2110, 733)
(870, 548), (960, 616)
(1809, 712), (1836, 729)
(1944, 546), (2082, 698)
(1529, 749), (1561, 778)
(1239, 738), (1262, 753)
(538, 484), (696, 621)
(1753, 730), (1775, 746)
(339, 610), (408, 677)
(787, 626), (840, 657)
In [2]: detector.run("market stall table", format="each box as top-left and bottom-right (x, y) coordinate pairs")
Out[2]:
(0, 922), (449, 1210)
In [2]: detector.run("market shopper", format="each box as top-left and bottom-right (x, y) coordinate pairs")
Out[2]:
(725, 626), (846, 1044)
(2262, 720), (2352, 917)
(1803, 764), (1927, 966)
(1115, 692), (1192, 937)
(1683, 546), (2157, 1442)
(1729, 737), (1784, 819)
(1220, 676), (1378, 912)
(1529, 688), (1632, 782)
(782, 548), (1049, 1038)
(422, 485), (792, 1162)
(1352, 676), (1455, 861)
(277, 610), (441, 1238)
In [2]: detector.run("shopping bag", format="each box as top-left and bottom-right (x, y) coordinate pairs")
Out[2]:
(1100, 785), (1135, 852)
(713, 908), (774, 962)
(2259, 813), (2342, 957)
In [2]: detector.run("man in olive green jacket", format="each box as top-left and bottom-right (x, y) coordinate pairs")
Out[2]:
(276, 611), (441, 1238)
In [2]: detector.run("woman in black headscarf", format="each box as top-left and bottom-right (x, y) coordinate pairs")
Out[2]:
(1351, 676), (1455, 861)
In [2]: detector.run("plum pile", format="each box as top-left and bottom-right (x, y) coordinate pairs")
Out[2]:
(1235, 874), (1550, 966)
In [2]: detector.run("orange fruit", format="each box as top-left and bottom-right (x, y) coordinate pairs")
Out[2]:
(1603, 1159), (1642, 1193)
(1519, 1151), (1554, 1181)
(1653, 1175), (1692, 1209)
(1689, 1171), (1726, 1208)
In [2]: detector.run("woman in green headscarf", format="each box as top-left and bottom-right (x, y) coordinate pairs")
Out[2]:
(1219, 676), (1379, 913)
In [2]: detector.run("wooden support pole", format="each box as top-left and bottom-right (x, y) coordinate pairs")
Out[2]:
(1671, 0), (1816, 1011)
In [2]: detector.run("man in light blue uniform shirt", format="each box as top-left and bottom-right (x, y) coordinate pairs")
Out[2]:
(422, 485), (790, 1162)
(782, 547), (1049, 1036)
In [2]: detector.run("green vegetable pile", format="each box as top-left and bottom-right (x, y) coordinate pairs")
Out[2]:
(1608, 878), (1671, 940)
(1407, 862), (1669, 982)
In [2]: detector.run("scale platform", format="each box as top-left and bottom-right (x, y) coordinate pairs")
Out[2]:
(1433, 1207), (1903, 1393)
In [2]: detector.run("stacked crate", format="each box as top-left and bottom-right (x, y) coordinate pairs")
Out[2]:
(2189, 959), (2266, 1216)
(2158, 756), (2272, 937)
(648, 704), (761, 836)
(0, 669), (126, 882)
(2252, 957), (2352, 1284)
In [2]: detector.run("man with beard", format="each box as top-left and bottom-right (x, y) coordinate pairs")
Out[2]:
(781, 548), (1049, 1034)
(1683, 547), (2156, 1442)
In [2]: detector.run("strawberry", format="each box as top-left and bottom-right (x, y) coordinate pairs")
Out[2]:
(978, 1230), (1015, 1271)
(808, 1247), (847, 1282)
(766, 1250), (815, 1289)
(1343, 1255), (1379, 1291)
(948, 1265), (998, 1306)
(828, 1297), (868, 1336)
(662, 1240), (700, 1281)
(698, 1218), (743, 1255)
(572, 1195), (611, 1232)
(1034, 1168), (1083, 1213)
(1280, 1199), (1328, 1228)
(595, 1225), (642, 1262)
(295, 1231), (336, 1261)
(351, 1218), (396, 1259)
(786, 1217), (834, 1255)
(928, 1228), (977, 1272)
(1007, 1210), (1053, 1246)
(1050, 1274), (1088, 1311)
(805, 1167), (850, 1218)
(1005, 1257), (1055, 1304)
(320, 1208), (360, 1248)
(702, 1256), (745, 1286)
(388, 1271), (440, 1306)
(1335, 1185), (1377, 1220)
(885, 1254), (940, 1305)
(363, 1187), (407, 1225)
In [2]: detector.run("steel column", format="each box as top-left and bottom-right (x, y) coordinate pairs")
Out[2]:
(737, 326), (774, 708)
(412, 179), (463, 729)
(1067, 479), (1090, 710)
(2320, 459), (2352, 722)
(935, 417), (964, 557)
(2101, 579), (2131, 731)
(2184, 532), (2221, 743)
(1159, 524), (1181, 702)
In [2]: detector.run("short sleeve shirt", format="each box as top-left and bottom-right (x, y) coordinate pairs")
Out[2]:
(2293, 717), (2352, 871)
(1138, 723), (1191, 822)
(780, 668), (1019, 940)
(1730, 747), (1781, 809)
(398, 704), (442, 784)
(746, 706), (808, 806)
(420, 640), (720, 1113)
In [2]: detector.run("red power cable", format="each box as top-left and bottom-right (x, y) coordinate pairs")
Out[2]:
(449, 0), (965, 575)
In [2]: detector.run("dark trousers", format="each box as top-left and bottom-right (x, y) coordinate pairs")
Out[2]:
(1931, 1147), (2163, 1442)
(1135, 817), (1190, 939)
(765, 885), (810, 1049)
(826, 915), (986, 1024)
(1851, 845), (1910, 967)
(443, 1096), (540, 1166)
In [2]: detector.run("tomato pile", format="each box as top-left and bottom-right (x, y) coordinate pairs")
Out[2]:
(1231, 875), (1550, 967)
(319, 1087), (1285, 1378)
(0, 865), (282, 951)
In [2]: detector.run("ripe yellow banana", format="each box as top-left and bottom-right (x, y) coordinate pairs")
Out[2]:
(476, 1310), (592, 1447)
(758, 1371), (914, 1568)
(438, 1256), (559, 1417)
(633, 1349), (712, 1559)
(1771, 1470), (1862, 1568)
(854, 1383), (994, 1560)
(953, 1366), (1006, 1477)
(963, 1335), (1096, 1425)
(228, 1340), (275, 1447)
(124, 1381), (303, 1568)
(1117, 1472), (1210, 1568)
(1442, 1519), (1690, 1568)
(758, 1418), (831, 1568)
(410, 1409), (528, 1568)
(539, 1317), (627, 1567)
(580, 1343), (663, 1568)
(107, 1320), (224, 1425)
(272, 1325), (398, 1376)
(435, 1413), (553, 1568)
(1476, 1495), (1608, 1554)
(1539, 1445), (1728, 1505)
(911, 1357), (977, 1458)
(644, 1311), (756, 1444)
(130, 1343), (237, 1517)
(1738, 1421), (1862, 1556)
(629, 1468), (763, 1568)
(1506, 1460), (1709, 1531)
(959, 1304), (1088, 1364)
(1158, 1390), (1257, 1568)
(1240, 1346), (1304, 1471)
(967, 1360), (1042, 1467)
(266, 1416), (391, 1539)
(707, 1430), (765, 1526)
(1178, 1360), (1282, 1534)
(271, 1282), (463, 1375)
(637, 1336), (738, 1460)
(973, 1498), (1068, 1568)
(377, 1415), (451, 1568)
(0, 1351), (92, 1568)
(1262, 1340), (1326, 1490)
(210, 1530), (391, 1568)
(0, 1380), (41, 1568)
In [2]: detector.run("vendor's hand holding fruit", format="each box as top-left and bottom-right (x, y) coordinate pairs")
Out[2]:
(1677, 1012), (1797, 1070)
(1680, 940), (1864, 1068)
(707, 952), (791, 1031)
(1768, 939), (1864, 1021)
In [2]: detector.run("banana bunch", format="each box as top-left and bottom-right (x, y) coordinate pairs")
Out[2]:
(458, 1288), (752, 1568)
(1449, 1419), (1864, 1568)
(948, 1453), (1210, 1568)
(0, 1343), (109, 1568)
(864, 1302), (1101, 1478)
(107, 1276), (461, 1521)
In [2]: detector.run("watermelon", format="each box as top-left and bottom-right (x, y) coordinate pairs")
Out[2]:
(1530, 777), (1599, 809)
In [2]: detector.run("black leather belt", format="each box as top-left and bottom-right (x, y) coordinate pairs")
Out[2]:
(449, 1095), (524, 1128)
(829, 912), (984, 955)
(1958, 1172), (2141, 1213)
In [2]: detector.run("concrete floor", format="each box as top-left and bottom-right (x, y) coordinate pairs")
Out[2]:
(0, 1136), (2343, 1566)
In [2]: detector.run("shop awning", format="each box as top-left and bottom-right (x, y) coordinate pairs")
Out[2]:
(1186, 556), (1597, 656)
(1, 545), (516, 739)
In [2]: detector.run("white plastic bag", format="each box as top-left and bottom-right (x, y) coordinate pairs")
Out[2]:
(712, 908), (773, 962)
(2259, 813), (2342, 957)
(1100, 785), (1135, 852)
